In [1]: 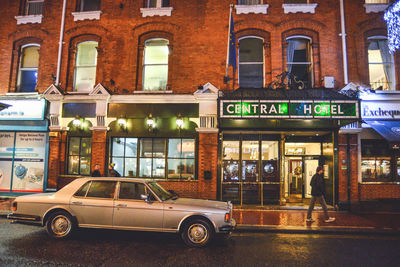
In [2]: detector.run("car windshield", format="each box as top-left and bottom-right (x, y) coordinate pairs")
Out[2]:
(147, 182), (174, 201)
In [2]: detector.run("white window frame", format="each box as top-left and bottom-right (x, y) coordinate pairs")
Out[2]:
(238, 36), (265, 88)
(140, 0), (173, 17)
(17, 44), (40, 92)
(286, 35), (314, 87)
(142, 38), (169, 91)
(367, 36), (396, 91)
(73, 41), (98, 92)
(26, 0), (44, 15)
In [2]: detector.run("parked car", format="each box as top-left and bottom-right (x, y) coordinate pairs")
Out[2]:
(8, 177), (235, 247)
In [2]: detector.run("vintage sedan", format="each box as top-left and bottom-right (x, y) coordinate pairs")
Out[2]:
(8, 178), (235, 247)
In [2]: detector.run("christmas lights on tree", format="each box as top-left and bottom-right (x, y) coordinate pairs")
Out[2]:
(384, 0), (400, 53)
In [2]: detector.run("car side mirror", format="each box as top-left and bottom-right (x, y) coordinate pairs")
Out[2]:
(140, 194), (151, 203)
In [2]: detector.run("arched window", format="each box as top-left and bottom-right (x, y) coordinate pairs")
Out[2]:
(143, 39), (169, 91)
(239, 37), (264, 88)
(367, 37), (395, 90)
(17, 44), (39, 92)
(286, 36), (312, 87)
(74, 41), (98, 92)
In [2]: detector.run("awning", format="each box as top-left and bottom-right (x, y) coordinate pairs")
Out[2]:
(366, 120), (400, 147)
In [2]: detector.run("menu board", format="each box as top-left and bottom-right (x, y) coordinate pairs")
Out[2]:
(0, 132), (15, 191)
(11, 133), (46, 192)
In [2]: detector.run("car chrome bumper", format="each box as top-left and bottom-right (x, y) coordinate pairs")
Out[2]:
(219, 218), (236, 233)
(7, 213), (41, 224)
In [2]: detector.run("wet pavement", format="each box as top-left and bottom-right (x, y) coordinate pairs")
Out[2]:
(1, 217), (400, 267)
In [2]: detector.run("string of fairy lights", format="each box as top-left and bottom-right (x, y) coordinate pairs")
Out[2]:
(384, 0), (400, 53)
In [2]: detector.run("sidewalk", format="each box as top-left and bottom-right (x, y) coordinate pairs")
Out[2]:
(2, 198), (400, 234)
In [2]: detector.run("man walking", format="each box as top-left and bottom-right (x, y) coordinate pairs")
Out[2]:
(306, 166), (335, 223)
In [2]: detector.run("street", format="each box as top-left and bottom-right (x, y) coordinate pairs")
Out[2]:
(1, 218), (400, 267)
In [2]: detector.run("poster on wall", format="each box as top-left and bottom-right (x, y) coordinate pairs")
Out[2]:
(11, 133), (46, 192)
(0, 132), (15, 191)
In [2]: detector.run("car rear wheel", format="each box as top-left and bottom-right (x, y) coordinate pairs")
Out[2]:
(181, 219), (213, 247)
(46, 211), (75, 239)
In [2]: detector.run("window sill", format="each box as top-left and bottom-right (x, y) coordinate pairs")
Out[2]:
(235, 4), (269, 15)
(140, 7), (173, 17)
(134, 90), (173, 94)
(15, 15), (43, 25)
(71, 10), (102, 22)
(364, 3), (389, 13)
(282, 3), (318, 14)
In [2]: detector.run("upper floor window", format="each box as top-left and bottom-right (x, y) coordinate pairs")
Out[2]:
(80, 0), (101, 11)
(238, 0), (262, 4)
(25, 0), (44, 15)
(17, 44), (39, 92)
(239, 37), (264, 88)
(74, 41), (98, 92)
(368, 37), (395, 90)
(143, 39), (169, 91)
(365, 0), (389, 3)
(145, 0), (170, 8)
(286, 37), (312, 87)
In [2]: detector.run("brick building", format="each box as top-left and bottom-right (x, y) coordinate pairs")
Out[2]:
(0, 0), (398, 209)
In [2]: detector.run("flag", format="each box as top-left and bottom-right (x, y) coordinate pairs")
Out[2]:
(228, 10), (237, 72)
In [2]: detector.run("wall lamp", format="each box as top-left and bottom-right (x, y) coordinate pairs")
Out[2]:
(117, 118), (127, 131)
(72, 115), (87, 130)
(147, 113), (155, 132)
(176, 114), (184, 130)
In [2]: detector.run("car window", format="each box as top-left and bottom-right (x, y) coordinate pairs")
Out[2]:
(74, 181), (91, 197)
(119, 182), (146, 200)
(147, 182), (173, 201)
(86, 181), (117, 199)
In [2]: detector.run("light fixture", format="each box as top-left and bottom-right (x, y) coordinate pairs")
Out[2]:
(176, 114), (183, 130)
(147, 113), (154, 132)
(72, 115), (81, 128)
(118, 118), (127, 131)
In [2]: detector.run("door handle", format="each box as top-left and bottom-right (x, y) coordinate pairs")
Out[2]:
(116, 204), (127, 208)
(72, 201), (82, 205)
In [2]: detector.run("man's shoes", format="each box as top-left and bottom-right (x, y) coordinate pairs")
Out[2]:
(306, 218), (315, 222)
(324, 217), (336, 223)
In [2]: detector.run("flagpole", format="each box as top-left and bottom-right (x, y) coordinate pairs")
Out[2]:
(225, 4), (233, 78)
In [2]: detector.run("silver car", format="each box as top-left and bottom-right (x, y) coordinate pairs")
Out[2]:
(8, 177), (235, 247)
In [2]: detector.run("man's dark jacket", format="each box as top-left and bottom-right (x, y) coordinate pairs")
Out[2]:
(310, 173), (325, 196)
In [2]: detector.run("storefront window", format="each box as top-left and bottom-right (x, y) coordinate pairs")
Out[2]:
(110, 137), (195, 180)
(361, 157), (391, 182)
(68, 137), (92, 175)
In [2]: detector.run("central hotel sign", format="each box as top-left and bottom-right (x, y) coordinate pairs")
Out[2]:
(220, 100), (359, 119)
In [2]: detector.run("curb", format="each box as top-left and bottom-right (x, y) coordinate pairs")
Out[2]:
(235, 224), (400, 235)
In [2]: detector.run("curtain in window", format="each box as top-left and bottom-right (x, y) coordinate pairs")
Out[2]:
(18, 45), (39, 92)
(286, 40), (296, 73)
(74, 41), (98, 92)
(377, 39), (393, 90)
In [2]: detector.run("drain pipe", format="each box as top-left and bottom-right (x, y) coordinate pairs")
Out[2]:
(340, 0), (349, 84)
(346, 134), (351, 211)
(56, 0), (67, 86)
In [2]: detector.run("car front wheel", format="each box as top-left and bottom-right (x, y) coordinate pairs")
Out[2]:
(181, 219), (213, 247)
(46, 211), (75, 239)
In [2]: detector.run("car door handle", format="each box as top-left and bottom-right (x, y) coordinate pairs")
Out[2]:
(116, 204), (127, 208)
(72, 201), (82, 205)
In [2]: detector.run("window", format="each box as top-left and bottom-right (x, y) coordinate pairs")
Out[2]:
(25, 0), (44, 15)
(167, 139), (195, 179)
(286, 37), (312, 87)
(143, 39), (169, 91)
(110, 137), (195, 180)
(284, 0), (311, 3)
(74, 41), (98, 92)
(80, 0), (101, 11)
(119, 182), (146, 200)
(111, 138), (137, 177)
(368, 37), (395, 90)
(361, 157), (391, 181)
(17, 45), (39, 92)
(68, 137), (92, 175)
(86, 181), (116, 198)
(239, 37), (264, 88)
(74, 181), (91, 197)
(145, 0), (170, 8)
(365, 0), (389, 3)
(238, 0), (262, 4)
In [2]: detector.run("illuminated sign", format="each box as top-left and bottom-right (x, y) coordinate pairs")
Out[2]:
(361, 101), (400, 120)
(0, 99), (46, 120)
(220, 100), (358, 119)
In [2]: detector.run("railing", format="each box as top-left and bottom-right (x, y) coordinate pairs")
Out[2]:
(238, 0), (262, 5)
(284, 0), (311, 3)
(27, 1), (44, 15)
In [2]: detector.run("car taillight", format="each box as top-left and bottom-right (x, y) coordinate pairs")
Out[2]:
(12, 202), (17, 212)
(224, 212), (230, 222)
